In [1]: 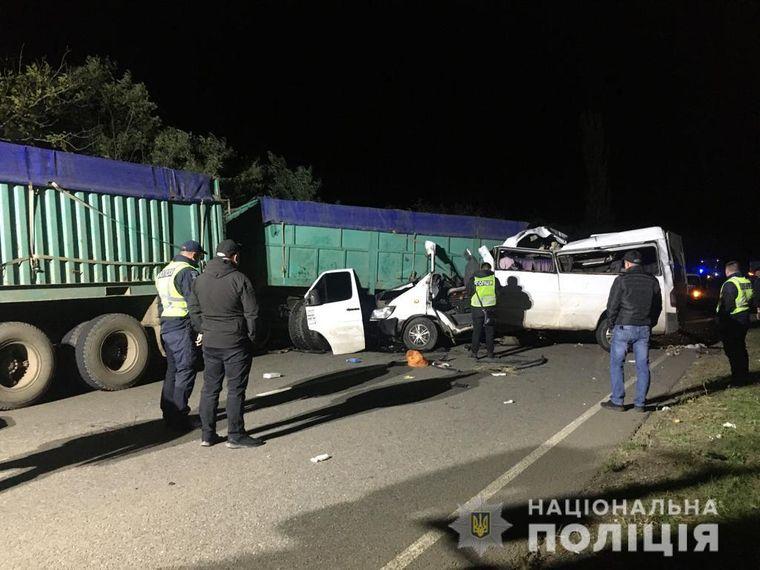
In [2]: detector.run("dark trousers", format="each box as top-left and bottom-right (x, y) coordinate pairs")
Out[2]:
(200, 344), (253, 441)
(471, 307), (495, 357)
(160, 326), (197, 420)
(720, 318), (749, 380)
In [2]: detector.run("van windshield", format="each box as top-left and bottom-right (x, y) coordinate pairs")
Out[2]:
(557, 244), (660, 276)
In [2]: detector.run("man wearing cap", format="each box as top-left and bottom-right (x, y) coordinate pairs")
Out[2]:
(155, 240), (205, 430)
(716, 260), (757, 383)
(188, 239), (263, 448)
(602, 250), (662, 413)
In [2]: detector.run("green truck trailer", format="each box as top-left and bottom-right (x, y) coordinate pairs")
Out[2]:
(0, 142), (224, 409)
(226, 196), (528, 348)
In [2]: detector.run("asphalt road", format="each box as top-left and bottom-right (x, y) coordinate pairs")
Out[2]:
(0, 339), (696, 569)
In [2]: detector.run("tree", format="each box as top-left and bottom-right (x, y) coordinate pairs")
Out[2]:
(580, 110), (612, 228)
(0, 54), (322, 205)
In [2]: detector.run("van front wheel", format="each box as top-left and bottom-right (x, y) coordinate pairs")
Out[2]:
(595, 318), (612, 352)
(402, 317), (439, 352)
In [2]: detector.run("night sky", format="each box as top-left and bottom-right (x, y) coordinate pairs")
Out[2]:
(3, 1), (760, 263)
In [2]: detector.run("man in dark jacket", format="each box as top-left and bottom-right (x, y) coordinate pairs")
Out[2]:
(716, 261), (757, 383)
(188, 239), (263, 448)
(602, 250), (662, 412)
(155, 240), (204, 430)
(466, 262), (501, 359)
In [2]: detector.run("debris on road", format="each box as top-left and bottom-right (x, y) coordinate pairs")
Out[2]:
(492, 372), (508, 377)
(452, 382), (470, 389)
(627, 359), (636, 363)
(346, 357), (363, 364)
(262, 372), (282, 379)
(660, 406), (672, 411)
(432, 361), (452, 369)
(673, 418), (682, 424)
(310, 453), (332, 463)
(665, 345), (682, 357)
(406, 350), (429, 368)
(684, 343), (708, 353)
(722, 422), (737, 429)
(503, 399), (515, 404)
(402, 374), (415, 380)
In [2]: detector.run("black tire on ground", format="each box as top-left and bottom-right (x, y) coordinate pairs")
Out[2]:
(0, 322), (56, 410)
(402, 317), (439, 351)
(288, 300), (329, 352)
(75, 313), (149, 391)
(595, 317), (612, 352)
(61, 320), (90, 347)
(288, 300), (312, 350)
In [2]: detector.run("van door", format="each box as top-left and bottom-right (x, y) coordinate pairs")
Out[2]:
(666, 231), (689, 329)
(492, 247), (560, 329)
(304, 269), (366, 354)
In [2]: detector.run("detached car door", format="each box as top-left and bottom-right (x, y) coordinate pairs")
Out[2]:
(304, 269), (366, 355)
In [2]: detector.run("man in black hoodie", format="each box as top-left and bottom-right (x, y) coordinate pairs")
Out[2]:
(188, 239), (263, 449)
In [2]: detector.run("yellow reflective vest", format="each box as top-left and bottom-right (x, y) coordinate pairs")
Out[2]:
(156, 260), (195, 318)
(717, 276), (754, 315)
(471, 274), (497, 307)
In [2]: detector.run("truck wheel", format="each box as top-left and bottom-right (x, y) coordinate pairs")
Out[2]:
(0, 322), (55, 410)
(595, 318), (612, 352)
(402, 317), (439, 352)
(61, 320), (90, 347)
(75, 313), (149, 391)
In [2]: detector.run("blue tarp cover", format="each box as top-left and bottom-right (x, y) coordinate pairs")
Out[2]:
(259, 197), (527, 240)
(0, 141), (213, 202)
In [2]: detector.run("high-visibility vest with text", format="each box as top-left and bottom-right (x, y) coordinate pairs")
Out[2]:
(471, 274), (497, 307)
(716, 276), (754, 315)
(155, 261), (195, 318)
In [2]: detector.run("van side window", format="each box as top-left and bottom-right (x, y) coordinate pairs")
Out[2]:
(496, 248), (556, 273)
(314, 272), (353, 303)
(558, 245), (660, 275)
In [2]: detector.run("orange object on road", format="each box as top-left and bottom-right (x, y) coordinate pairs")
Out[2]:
(405, 350), (429, 368)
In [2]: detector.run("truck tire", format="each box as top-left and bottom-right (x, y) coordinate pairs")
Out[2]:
(595, 317), (612, 352)
(75, 313), (149, 391)
(288, 300), (329, 352)
(0, 322), (55, 410)
(61, 320), (90, 347)
(402, 317), (439, 352)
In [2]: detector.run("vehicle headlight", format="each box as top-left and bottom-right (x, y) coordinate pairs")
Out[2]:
(371, 306), (396, 320)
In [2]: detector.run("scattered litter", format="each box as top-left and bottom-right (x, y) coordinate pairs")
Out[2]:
(591, 377), (597, 380)
(433, 361), (452, 368)
(660, 406), (671, 411)
(684, 343), (708, 353)
(168, 481), (176, 486)
(665, 345), (682, 357)
(406, 350), (429, 368)
(722, 422), (737, 429)
(716, 433), (723, 439)
(402, 374), (415, 380)
(452, 382), (470, 389)
(627, 359), (636, 363)
(346, 357), (363, 364)
(310, 454), (332, 463)
(492, 372), (508, 377)
(262, 372), (282, 379)
(575, 343), (583, 348)
(673, 419), (682, 424)
(503, 399), (515, 404)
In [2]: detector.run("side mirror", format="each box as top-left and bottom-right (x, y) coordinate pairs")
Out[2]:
(306, 290), (322, 307)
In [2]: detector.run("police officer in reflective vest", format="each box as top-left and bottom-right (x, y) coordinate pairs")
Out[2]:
(156, 240), (205, 429)
(716, 260), (757, 383)
(467, 262), (500, 359)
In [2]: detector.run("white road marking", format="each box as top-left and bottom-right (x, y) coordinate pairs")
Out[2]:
(253, 387), (293, 398)
(381, 351), (671, 569)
